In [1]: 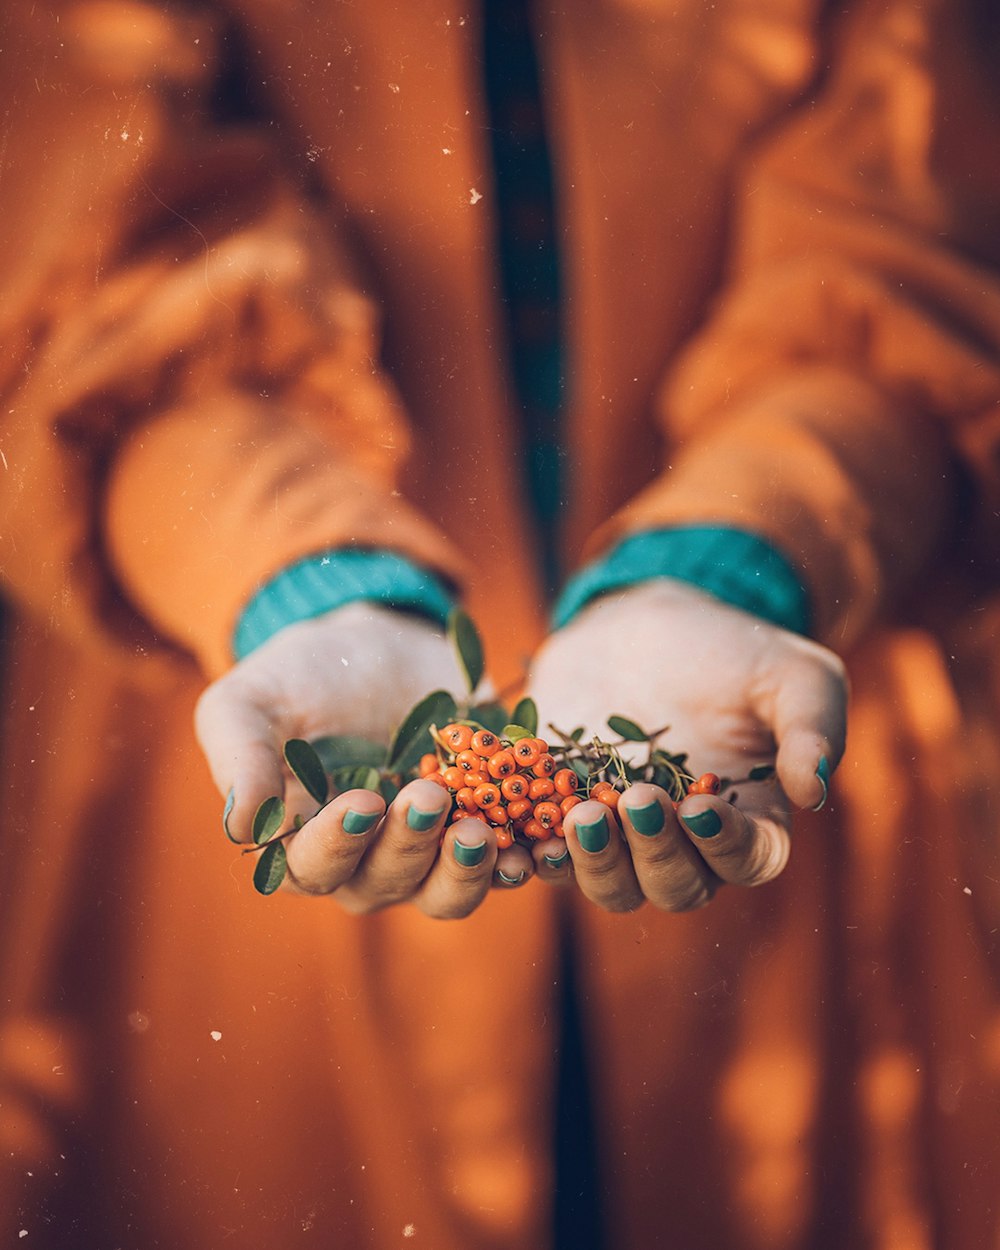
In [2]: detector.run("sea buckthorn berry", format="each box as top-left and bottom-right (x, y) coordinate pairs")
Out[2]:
(487, 750), (517, 779)
(531, 738), (550, 755)
(697, 773), (721, 795)
(533, 801), (562, 829)
(560, 794), (582, 816)
(501, 774), (529, 801)
(496, 826), (514, 849)
(512, 739), (541, 767)
(455, 787), (479, 812)
(483, 804), (509, 825)
(419, 753), (439, 777)
(463, 771), (488, 789)
(471, 730), (500, 758)
(522, 819), (547, 840)
(473, 783), (501, 809)
(532, 755), (556, 778)
(442, 724), (474, 752)
(442, 766), (466, 790)
(592, 785), (620, 810)
(553, 769), (578, 796)
(507, 797), (532, 821)
(529, 777), (555, 800)
(456, 750), (480, 773)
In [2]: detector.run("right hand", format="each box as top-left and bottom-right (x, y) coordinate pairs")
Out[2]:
(195, 601), (535, 915)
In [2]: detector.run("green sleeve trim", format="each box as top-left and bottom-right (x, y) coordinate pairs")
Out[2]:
(233, 549), (456, 660)
(552, 527), (811, 635)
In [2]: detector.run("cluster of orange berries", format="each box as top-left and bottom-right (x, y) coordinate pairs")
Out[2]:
(419, 724), (584, 848)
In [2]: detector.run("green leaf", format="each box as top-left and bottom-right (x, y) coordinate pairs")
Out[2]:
(355, 766), (382, 792)
(447, 607), (485, 693)
(570, 726), (585, 743)
(468, 701), (509, 737)
(283, 738), (329, 805)
(311, 735), (387, 772)
(607, 715), (648, 742)
(502, 723), (532, 742)
(252, 796), (285, 845)
(332, 765), (383, 793)
(379, 775), (401, 805)
(748, 763), (776, 782)
(386, 689), (458, 773)
(253, 841), (287, 895)
(570, 758), (591, 784)
(511, 697), (538, 737)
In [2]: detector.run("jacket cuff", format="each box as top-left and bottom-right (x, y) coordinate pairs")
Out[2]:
(233, 549), (456, 659)
(552, 526), (811, 634)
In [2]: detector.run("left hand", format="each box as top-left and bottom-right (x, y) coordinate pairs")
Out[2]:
(526, 579), (848, 912)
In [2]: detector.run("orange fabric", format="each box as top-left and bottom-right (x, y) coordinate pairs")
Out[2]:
(2, 1), (1000, 1248)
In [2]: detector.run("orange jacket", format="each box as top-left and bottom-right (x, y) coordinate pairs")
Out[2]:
(2, 2), (1000, 1247)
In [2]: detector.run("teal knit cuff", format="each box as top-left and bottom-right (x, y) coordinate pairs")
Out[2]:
(552, 527), (811, 636)
(233, 549), (456, 660)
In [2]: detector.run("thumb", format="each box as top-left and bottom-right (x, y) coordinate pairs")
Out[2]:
(754, 640), (849, 811)
(195, 679), (288, 843)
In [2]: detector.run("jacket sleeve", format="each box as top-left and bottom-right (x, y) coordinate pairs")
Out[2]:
(586, 0), (1000, 650)
(0, 0), (466, 678)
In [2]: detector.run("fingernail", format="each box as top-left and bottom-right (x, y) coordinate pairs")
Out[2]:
(812, 755), (830, 811)
(453, 838), (487, 867)
(544, 848), (570, 869)
(343, 808), (380, 836)
(682, 808), (722, 839)
(407, 804), (444, 832)
(223, 789), (239, 843)
(497, 868), (525, 886)
(624, 799), (664, 836)
(575, 814), (609, 854)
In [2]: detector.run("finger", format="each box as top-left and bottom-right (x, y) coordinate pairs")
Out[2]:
(281, 788), (386, 895)
(336, 779), (449, 911)
(562, 800), (644, 913)
(677, 796), (790, 887)
(195, 682), (285, 843)
(494, 841), (535, 889)
(618, 784), (717, 912)
(754, 643), (849, 811)
(413, 818), (498, 919)
(531, 836), (573, 885)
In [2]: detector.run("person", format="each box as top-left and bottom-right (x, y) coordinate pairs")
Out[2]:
(2, 0), (1000, 1247)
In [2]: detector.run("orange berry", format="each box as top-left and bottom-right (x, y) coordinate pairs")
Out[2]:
(496, 826), (514, 849)
(473, 783), (501, 809)
(419, 753), (440, 777)
(507, 797), (532, 821)
(463, 771), (488, 788)
(697, 773), (721, 795)
(512, 739), (541, 767)
(487, 750), (517, 779)
(456, 749), (480, 773)
(522, 818), (547, 840)
(532, 755), (556, 778)
(553, 768), (578, 796)
(483, 804), (509, 825)
(455, 787), (479, 812)
(533, 801), (562, 829)
(531, 738), (550, 755)
(553, 823), (567, 839)
(501, 774), (529, 801)
(593, 785), (620, 810)
(560, 794), (582, 816)
(529, 777), (555, 800)
(426, 771), (448, 788)
(471, 730), (500, 758)
(442, 766), (466, 790)
(442, 724), (474, 752)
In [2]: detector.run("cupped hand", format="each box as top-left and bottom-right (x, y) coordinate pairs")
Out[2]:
(527, 579), (848, 911)
(195, 601), (533, 913)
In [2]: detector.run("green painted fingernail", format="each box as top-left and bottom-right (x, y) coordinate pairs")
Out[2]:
(624, 800), (664, 836)
(682, 808), (722, 839)
(343, 809), (379, 836)
(812, 755), (830, 811)
(576, 814), (609, 854)
(453, 839), (487, 867)
(406, 804), (443, 832)
(223, 789), (239, 843)
(498, 868), (525, 885)
(544, 849), (570, 868)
